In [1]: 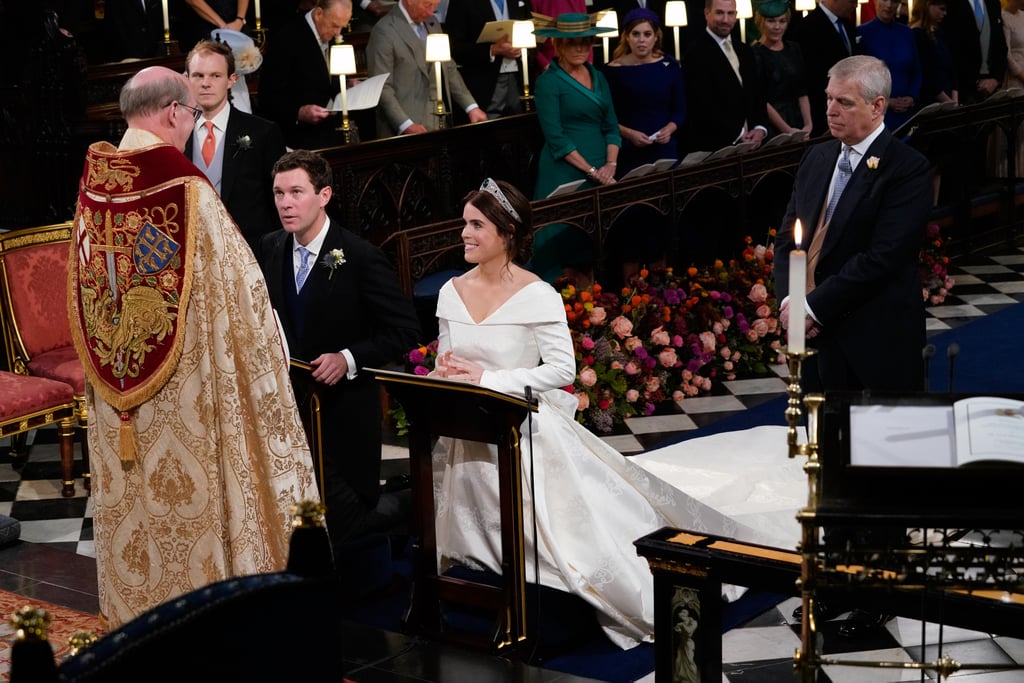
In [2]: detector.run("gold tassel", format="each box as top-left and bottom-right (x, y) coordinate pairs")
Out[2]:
(119, 410), (137, 463)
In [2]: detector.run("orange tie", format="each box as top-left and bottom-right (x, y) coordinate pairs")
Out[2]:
(201, 121), (216, 166)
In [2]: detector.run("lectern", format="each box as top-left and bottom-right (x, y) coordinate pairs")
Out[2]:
(370, 368), (538, 654)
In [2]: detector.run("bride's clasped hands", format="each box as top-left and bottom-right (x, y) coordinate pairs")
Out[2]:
(433, 349), (484, 384)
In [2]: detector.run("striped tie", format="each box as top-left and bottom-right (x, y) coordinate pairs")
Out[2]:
(295, 247), (313, 291)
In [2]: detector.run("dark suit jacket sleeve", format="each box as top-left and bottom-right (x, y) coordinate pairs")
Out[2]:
(345, 236), (422, 368)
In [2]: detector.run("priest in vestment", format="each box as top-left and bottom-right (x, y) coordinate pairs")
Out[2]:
(68, 66), (320, 628)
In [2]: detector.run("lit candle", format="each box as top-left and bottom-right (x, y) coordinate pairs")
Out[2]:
(255, 0), (261, 22)
(435, 61), (443, 109)
(788, 219), (806, 354)
(856, 2), (861, 25)
(161, 0), (169, 33)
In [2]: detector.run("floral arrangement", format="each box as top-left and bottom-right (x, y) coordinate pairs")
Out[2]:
(563, 236), (783, 433)
(920, 223), (954, 305)
(388, 341), (440, 435)
(234, 44), (263, 75)
(321, 248), (347, 278)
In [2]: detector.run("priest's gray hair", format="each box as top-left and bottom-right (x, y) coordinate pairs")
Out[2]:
(120, 70), (190, 119)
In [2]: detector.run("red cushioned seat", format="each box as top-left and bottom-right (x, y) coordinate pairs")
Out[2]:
(0, 371), (77, 496)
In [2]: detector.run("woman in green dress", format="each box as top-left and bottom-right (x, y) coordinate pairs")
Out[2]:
(531, 13), (620, 284)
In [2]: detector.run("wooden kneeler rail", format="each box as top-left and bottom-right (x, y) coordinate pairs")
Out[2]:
(370, 368), (538, 655)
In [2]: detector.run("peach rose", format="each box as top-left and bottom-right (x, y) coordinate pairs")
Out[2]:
(699, 331), (716, 352)
(610, 316), (633, 338)
(650, 326), (670, 346)
(626, 389), (640, 402)
(658, 348), (678, 368)
(579, 367), (598, 387)
(625, 361), (641, 375)
(672, 390), (684, 402)
(624, 336), (643, 352)
(748, 283), (768, 303)
(752, 318), (770, 338)
(589, 306), (607, 325)
(756, 304), (771, 319)
(576, 392), (590, 410)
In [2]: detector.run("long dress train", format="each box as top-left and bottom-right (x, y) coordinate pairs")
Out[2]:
(432, 279), (805, 649)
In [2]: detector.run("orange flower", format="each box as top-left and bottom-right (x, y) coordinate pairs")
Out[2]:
(687, 266), (698, 277)
(639, 268), (649, 279)
(593, 283), (602, 294)
(580, 291), (593, 302)
(631, 295), (641, 307)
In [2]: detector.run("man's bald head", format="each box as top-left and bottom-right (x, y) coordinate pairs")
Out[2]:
(119, 66), (195, 149)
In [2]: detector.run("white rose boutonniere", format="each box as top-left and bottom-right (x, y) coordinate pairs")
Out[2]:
(322, 248), (346, 279)
(866, 156), (880, 170)
(233, 134), (252, 158)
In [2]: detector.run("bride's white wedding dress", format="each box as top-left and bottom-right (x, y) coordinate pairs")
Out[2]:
(432, 279), (805, 649)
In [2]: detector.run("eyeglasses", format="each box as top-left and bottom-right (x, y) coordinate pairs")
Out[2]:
(166, 100), (203, 123)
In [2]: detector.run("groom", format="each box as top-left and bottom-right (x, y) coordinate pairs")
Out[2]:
(259, 150), (420, 551)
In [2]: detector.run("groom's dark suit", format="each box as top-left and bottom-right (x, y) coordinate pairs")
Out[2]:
(774, 128), (932, 392)
(185, 107), (286, 254)
(259, 221), (420, 544)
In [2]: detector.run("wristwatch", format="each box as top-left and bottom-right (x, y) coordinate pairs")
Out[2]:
(236, 16), (246, 25)
(587, 166), (597, 177)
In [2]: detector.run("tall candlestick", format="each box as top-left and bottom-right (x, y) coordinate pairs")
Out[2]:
(255, 0), (261, 21)
(673, 26), (681, 61)
(161, 0), (170, 33)
(788, 219), (807, 354)
(434, 61), (443, 109)
(855, 2), (861, 25)
(340, 78), (348, 117)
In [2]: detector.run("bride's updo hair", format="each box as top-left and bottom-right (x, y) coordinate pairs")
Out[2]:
(463, 179), (533, 265)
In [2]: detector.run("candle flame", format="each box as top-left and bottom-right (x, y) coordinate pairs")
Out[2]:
(794, 219), (803, 250)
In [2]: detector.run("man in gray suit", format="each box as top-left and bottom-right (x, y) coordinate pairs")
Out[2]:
(366, 0), (488, 137)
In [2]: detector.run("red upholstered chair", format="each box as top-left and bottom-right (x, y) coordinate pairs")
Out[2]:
(0, 371), (77, 492)
(0, 224), (89, 497)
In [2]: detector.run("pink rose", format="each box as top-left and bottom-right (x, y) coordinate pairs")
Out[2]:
(576, 392), (590, 410)
(682, 369), (693, 381)
(646, 376), (661, 392)
(720, 346), (731, 359)
(746, 329), (759, 342)
(748, 283), (768, 303)
(579, 367), (598, 387)
(588, 306), (607, 325)
(684, 384), (699, 396)
(672, 335), (683, 347)
(626, 389), (639, 402)
(625, 361), (641, 376)
(751, 319), (770, 338)
(650, 326), (670, 346)
(699, 331), (716, 352)
(731, 351), (740, 362)
(658, 348), (678, 368)
(610, 316), (633, 338)
(756, 304), (771, 319)
(672, 390), (684, 402)
(712, 322), (724, 335)
(753, 244), (767, 260)
(611, 360), (624, 370)
(581, 335), (596, 351)
(624, 336), (643, 352)
(724, 360), (733, 371)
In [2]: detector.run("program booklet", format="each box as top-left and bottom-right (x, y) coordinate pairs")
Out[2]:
(476, 20), (516, 43)
(619, 158), (678, 180)
(848, 397), (1024, 468)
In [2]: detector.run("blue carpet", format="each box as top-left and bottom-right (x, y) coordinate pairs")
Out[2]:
(926, 303), (1024, 393)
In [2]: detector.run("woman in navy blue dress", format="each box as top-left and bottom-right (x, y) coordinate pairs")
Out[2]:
(858, 0), (924, 129)
(603, 8), (686, 173)
(602, 8), (685, 283)
(910, 0), (958, 105)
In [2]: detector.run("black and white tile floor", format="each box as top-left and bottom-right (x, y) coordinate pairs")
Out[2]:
(3, 245), (1024, 682)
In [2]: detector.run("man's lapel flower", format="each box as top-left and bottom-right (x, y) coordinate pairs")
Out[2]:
(866, 156), (880, 170)
(232, 134), (253, 158)
(321, 248), (346, 279)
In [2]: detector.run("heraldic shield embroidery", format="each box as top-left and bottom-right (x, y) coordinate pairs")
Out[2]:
(70, 144), (197, 413)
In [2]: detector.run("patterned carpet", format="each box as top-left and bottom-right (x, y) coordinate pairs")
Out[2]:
(0, 589), (104, 681)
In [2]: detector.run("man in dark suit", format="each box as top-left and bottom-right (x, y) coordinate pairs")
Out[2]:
(775, 55), (931, 395)
(943, 0), (1007, 104)
(682, 0), (768, 153)
(789, 0), (856, 137)
(185, 40), (286, 254)
(445, 0), (532, 118)
(260, 149), (421, 549)
(257, 0), (352, 149)
(350, 0), (393, 32)
(366, 0), (488, 137)
(774, 54), (933, 638)
(103, 0), (165, 60)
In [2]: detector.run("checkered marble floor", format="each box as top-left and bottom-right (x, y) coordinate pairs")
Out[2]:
(3, 244), (1024, 681)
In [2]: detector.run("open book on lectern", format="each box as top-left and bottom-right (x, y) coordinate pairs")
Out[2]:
(848, 396), (1024, 468)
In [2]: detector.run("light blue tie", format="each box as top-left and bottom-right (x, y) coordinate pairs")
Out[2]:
(824, 145), (853, 224)
(494, 0), (505, 14)
(973, 0), (985, 26)
(295, 246), (313, 291)
(414, 22), (427, 41)
(836, 18), (851, 55)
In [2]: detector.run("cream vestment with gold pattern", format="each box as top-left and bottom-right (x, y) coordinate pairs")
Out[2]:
(73, 129), (319, 628)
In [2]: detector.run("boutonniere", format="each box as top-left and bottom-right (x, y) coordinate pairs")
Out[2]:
(232, 134), (252, 158)
(866, 156), (880, 170)
(321, 248), (346, 278)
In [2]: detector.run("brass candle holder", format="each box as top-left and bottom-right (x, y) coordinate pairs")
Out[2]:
(161, 31), (179, 57)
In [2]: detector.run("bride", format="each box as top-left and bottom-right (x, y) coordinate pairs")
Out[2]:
(431, 178), (805, 649)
